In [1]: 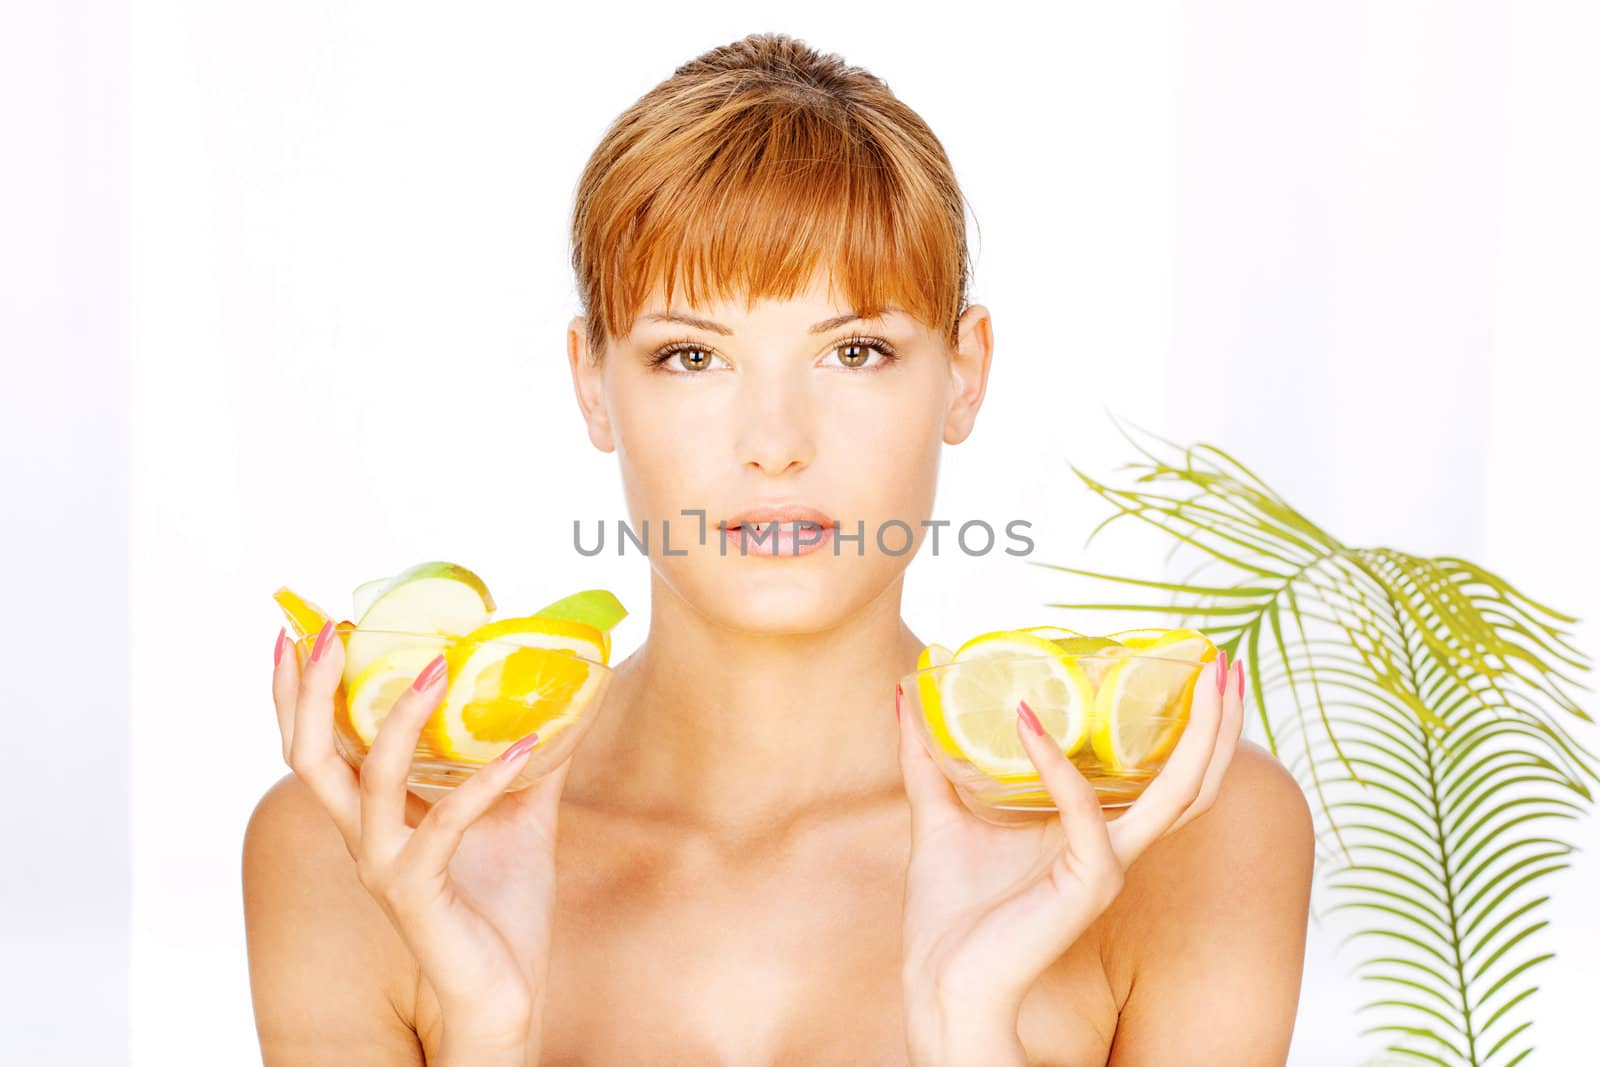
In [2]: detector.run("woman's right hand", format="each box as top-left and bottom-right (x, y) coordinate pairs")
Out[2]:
(271, 620), (572, 1065)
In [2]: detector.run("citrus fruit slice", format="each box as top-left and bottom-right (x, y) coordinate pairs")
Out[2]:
(1066, 640), (1135, 690)
(433, 616), (608, 763)
(346, 644), (452, 746)
(1050, 635), (1120, 655)
(1016, 625), (1083, 641)
(1090, 631), (1218, 773)
(913, 643), (963, 759)
(1107, 626), (1208, 649)
(274, 586), (331, 640)
(942, 631), (1096, 778)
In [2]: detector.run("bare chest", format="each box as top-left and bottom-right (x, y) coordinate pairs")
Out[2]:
(537, 814), (910, 1065)
(417, 808), (1120, 1066)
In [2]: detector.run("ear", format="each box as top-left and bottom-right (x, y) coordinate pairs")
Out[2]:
(942, 303), (993, 445)
(568, 315), (615, 453)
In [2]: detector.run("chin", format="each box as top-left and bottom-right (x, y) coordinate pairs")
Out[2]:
(669, 556), (893, 635)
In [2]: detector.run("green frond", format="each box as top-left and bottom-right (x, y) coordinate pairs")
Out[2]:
(1040, 422), (1598, 1066)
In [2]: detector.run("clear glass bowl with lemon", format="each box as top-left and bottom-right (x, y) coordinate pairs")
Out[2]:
(903, 626), (1219, 826)
(274, 561), (624, 793)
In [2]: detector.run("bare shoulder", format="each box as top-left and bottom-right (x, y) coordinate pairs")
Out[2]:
(243, 774), (423, 1063)
(1097, 740), (1315, 1065)
(1116, 738), (1313, 897)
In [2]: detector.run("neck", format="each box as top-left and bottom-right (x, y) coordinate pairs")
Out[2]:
(568, 570), (926, 834)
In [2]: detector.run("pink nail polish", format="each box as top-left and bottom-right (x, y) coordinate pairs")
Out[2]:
(1016, 699), (1046, 737)
(1215, 649), (1229, 697)
(499, 732), (541, 762)
(274, 627), (287, 668)
(1233, 658), (1244, 699)
(894, 683), (904, 720)
(309, 620), (334, 663)
(411, 654), (447, 692)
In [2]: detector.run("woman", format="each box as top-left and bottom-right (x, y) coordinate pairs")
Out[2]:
(244, 31), (1314, 1066)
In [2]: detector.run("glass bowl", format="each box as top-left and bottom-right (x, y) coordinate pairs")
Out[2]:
(290, 626), (613, 794)
(899, 649), (1208, 827)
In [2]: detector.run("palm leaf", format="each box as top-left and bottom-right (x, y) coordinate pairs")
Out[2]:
(1036, 417), (1596, 1066)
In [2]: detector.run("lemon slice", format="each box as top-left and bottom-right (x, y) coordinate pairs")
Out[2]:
(1104, 627), (1170, 648)
(346, 644), (452, 746)
(1107, 626), (1207, 649)
(274, 586), (331, 640)
(434, 616), (608, 763)
(1090, 632), (1218, 772)
(1016, 625), (1083, 641)
(913, 643), (964, 759)
(1072, 644), (1135, 690)
(942, 631), (1096, 778)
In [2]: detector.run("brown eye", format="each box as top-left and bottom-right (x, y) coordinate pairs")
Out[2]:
(674, 348), (712, 372)
(648, 343), (724, 374)
(828, 336), (898, 371)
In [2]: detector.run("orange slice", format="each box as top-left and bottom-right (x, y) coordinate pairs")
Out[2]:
(433, 616), (608, 763)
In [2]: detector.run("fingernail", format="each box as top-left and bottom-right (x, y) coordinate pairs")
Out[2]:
(1016, 699), (1046, 737)
(499, 732), (541, 762)
(894, 683), (904, 721)
(309, 620), (335, 663)
(1215, 649), (1229, 697)
(274, 626), (287, 668)
(411, 654), (447, 692)
(1233, 658), (1244, 700)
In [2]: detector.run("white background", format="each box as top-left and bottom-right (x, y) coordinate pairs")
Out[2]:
(4, 1), (1597, 1064)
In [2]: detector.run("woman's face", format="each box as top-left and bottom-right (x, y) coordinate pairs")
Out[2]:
(568, 270), (993, 634)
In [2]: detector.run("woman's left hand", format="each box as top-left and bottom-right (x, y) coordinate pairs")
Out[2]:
(893, 649), (1246, 1067)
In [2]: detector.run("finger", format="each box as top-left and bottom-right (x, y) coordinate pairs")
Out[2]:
(895, 682), (969, 838)
(403, 732), (541, 876)
(506, 738), (576, 819)
(499, 742), (580, 874)
(1166, 654), (1246, 837)
(290, 620), (361, 840)
(271, 627), (297, 762)
(1015, 700), (1116, 867)
(359, 652), (450, 856)
(966, 707), (1123, 989)
(1105, 651), (1228, 866)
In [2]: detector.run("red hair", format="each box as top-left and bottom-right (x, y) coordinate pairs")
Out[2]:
(569, 32), (975, 362)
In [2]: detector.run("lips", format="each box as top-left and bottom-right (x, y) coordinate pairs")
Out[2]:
(720, 504), (836, 534)
(719, 504), (838, 557)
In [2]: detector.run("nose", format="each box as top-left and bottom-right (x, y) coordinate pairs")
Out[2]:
(735, 365), (815, 476)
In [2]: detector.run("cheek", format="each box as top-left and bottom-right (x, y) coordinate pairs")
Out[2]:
(609, 380), (713, 520)
(835, 367), (945, 460)
(841, 404), (934, 479)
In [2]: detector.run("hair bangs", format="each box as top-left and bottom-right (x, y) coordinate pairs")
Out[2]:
(572, 34), (972, 362)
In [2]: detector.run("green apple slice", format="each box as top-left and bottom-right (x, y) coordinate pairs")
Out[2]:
(533, 589), (628, 632)
(344, 561), (497, 690)
(351, 576), (391, 621)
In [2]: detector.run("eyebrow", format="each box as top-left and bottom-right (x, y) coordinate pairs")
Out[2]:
(635, 306), (904, 336)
